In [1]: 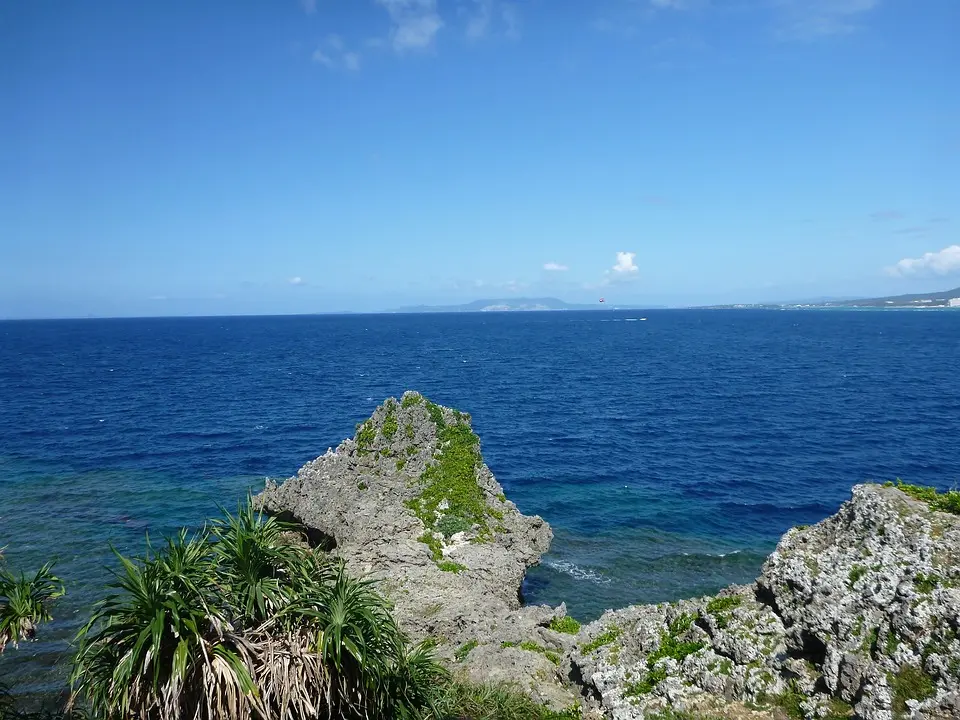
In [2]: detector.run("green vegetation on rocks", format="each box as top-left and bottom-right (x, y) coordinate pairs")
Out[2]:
(582, 625), (622, 653)
(356, 420), (376, 453)
(626, 613), (705, 697)
(549, 615), (581, 634)
(401, 393), (423, 409)
(454, 639), (479, 661)
(888, 665), (936, 716)
(914, 572), (939, 593)
(382, 413), (399, 441)
(704, 595), (741, 628)
(887, 479), (960, 514)
(848, 564), (867, 586)
(501, 640), (561, 665)
(432, 681), (581, 720)
(406, 400), (502, 567)
(437, 560), (467, 574)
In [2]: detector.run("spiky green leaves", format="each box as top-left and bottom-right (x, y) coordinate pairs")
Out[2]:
(0, 560), (63, 652)
(70, 502), (445, 720)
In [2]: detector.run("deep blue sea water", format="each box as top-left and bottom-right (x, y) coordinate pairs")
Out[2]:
(2, 310), (960, 693)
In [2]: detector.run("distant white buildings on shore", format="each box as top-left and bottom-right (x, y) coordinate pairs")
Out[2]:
(949, 298), (960, 308)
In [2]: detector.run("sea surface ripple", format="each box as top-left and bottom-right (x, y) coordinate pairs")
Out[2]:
(1, 310), (959, 690)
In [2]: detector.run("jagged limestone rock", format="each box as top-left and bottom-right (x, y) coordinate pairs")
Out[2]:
(258, 392), (576, 709)
(260, 394), (960, 719)
(571, 484), (960, 720)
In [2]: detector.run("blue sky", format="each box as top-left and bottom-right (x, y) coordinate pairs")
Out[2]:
(1, 0), (958, 317)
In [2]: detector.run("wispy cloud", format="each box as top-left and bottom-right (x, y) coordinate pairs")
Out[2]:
(543, 262), (569, 272)
(377, 0), (444, 51)
(886, 245), (960, 277)
(870, 209), (903, 221)
(313, 34), (362, 70)
(776, 0), (880, 40)
(289, 276), (305, 285)
(300, 0), (317, 15)
(464, 0), (520, 41)
(895, 226), (929, 236)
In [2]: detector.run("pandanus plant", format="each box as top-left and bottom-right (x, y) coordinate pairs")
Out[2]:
(70, 501), (446, 720)
(0, 549), (64, 653)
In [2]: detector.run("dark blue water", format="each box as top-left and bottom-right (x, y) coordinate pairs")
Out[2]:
(2, 310), (960, 691)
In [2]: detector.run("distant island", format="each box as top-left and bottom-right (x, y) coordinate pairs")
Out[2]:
(705, 286), (960, 310)
(391, 297), (662, 313)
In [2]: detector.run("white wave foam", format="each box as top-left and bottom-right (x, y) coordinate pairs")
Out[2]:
(546, 560), (612, 585)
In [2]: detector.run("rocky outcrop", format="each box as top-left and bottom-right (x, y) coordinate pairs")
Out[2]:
(261, 393), (960, 719)
(258, 393), (579, 710)
(572, 484), (960, 720)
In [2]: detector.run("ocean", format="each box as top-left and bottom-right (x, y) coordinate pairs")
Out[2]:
(2, 309), (959, 693)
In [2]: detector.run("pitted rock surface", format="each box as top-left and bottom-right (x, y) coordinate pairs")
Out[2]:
(258, 392), (576, 708)
(570, 484), (960, 720)
(259, 394), (960, 719)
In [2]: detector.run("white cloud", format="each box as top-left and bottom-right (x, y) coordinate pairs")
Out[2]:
(777, 0), (880, 40)
(886, 245), (960, 277)
(289, 276), (305, 285)
(377, 0), (444, 51)
(312, 48), (335, 67)
(611, 251), (639, 276)
(300, 0), (317, 15)
(464, 0), (519, 41)
(313, 35), (361, 70)
(501, 4), (521, 39)
(466, 0), (492, 39)
(598, 251), (640, 286)
(543, 262), (569, 271)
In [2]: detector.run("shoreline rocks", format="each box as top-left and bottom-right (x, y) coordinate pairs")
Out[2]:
(260, 394), (960, 719)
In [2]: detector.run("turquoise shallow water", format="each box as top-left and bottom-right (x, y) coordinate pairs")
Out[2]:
(1, 309), (959, 693)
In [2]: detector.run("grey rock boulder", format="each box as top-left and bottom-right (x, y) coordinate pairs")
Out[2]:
(258, 392), (577, 710)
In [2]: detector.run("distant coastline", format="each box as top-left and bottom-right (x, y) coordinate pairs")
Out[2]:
(700, 285), (960, 310)
(389, 297), (665, 313)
